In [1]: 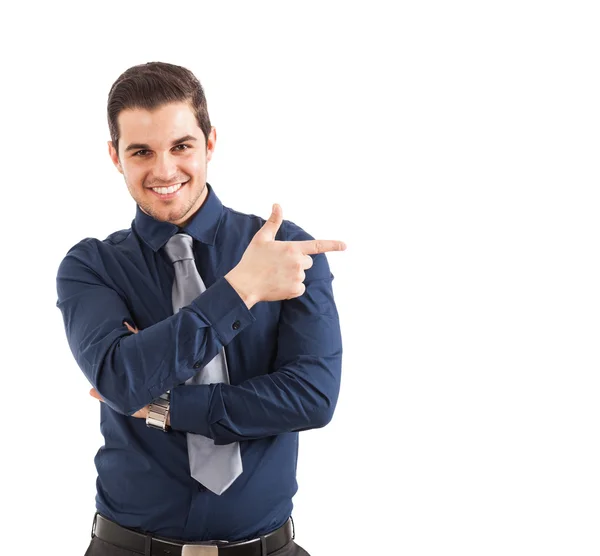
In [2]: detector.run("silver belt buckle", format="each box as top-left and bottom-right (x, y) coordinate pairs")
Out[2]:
(182, 545), (219, 555)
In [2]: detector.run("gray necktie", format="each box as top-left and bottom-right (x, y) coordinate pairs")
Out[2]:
(164, 232), (243, 495)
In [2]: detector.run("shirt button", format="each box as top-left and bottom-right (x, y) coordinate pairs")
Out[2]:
(232, 320), (241, 330)
(193, 361), (201, 369)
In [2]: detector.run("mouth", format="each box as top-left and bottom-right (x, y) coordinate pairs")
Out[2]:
(148, 180), (189, 199)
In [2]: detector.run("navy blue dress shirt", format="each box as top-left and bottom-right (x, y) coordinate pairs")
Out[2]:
(56, 184), (342, 542)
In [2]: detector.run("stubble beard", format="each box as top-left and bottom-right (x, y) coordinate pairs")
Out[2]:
(135, 181), (207, 226)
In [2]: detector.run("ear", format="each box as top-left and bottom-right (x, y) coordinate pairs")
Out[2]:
(107, 140), (123, 174)
(206, 127), (217, 162)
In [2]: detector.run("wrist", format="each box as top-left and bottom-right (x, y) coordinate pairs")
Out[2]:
(225, 269), (258, 309)
(146, 393), (170, 432)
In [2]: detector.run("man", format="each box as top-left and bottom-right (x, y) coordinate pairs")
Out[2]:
(56, 61), (345, 556)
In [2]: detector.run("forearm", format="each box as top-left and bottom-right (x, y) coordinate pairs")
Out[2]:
(94, 295), (245, 414)
(169, 354), (342, 442)
(57, 253), (254, 415)
(169, 276), (343, 442)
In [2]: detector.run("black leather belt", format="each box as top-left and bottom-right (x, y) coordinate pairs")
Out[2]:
(92, 514), (293, 556)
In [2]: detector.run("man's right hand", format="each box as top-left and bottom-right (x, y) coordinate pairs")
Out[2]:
(225, 204), (346, 309)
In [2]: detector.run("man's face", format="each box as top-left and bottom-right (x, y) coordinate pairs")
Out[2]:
(108, 101), (216, 227)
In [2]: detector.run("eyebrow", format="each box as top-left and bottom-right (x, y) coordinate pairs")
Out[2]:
(124, 135), (198, 153)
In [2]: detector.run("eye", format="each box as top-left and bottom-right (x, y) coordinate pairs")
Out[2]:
(132, 149), (150, 157)
(173, 144), (191, 152)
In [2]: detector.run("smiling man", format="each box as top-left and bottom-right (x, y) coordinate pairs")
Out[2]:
(56, 62), (345, 556)
(113, 103), (214, 227)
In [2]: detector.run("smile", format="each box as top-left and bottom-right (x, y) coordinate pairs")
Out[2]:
(152, 182), (185, 195)
(150, 180), (190, 199)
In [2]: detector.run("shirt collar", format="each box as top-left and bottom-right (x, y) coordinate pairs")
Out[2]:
(133, 182), (224, 252)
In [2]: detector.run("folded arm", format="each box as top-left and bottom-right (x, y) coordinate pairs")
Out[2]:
(56, 241), (255, 415)
(169, 269), (343, 444)
(166, 214), (343, 443)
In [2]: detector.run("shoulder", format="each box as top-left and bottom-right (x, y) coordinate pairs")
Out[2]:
(56, 227), (133, 276)
(222, 205), (314, 242)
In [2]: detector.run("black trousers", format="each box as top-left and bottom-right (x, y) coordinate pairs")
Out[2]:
(85, 532), (311, 556)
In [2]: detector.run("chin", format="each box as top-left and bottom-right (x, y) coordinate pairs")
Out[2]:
(140, 203), (182, 223)
(161, 209), (190, 224)
(136, 183), (204, 224)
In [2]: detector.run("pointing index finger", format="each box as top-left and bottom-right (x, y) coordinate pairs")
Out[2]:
(296, 239), (347, 255)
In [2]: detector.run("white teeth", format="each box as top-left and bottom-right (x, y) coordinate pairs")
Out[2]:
(153, 183), (183, 195)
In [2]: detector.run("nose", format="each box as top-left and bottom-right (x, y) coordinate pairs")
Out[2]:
(151, 152), (178, 183)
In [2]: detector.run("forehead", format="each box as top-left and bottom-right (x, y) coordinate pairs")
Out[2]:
(117, 101), (200, 145)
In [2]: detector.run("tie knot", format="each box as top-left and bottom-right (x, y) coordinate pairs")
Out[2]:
(164, 233), (194, 263)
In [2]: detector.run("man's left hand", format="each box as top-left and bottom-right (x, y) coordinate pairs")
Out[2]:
(89, 387), (149, 419)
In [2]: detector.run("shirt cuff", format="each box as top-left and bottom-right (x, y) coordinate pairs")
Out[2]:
(188, 276), (255, 344)
(169, 384), (212, 436)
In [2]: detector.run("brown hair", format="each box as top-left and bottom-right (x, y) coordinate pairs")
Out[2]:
(107, 61), (212, 151)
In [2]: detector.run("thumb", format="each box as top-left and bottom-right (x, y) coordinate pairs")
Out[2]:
(255, 203), (283, 242)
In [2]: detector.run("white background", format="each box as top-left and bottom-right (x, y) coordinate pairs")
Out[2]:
(1, 1), (599, 554)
